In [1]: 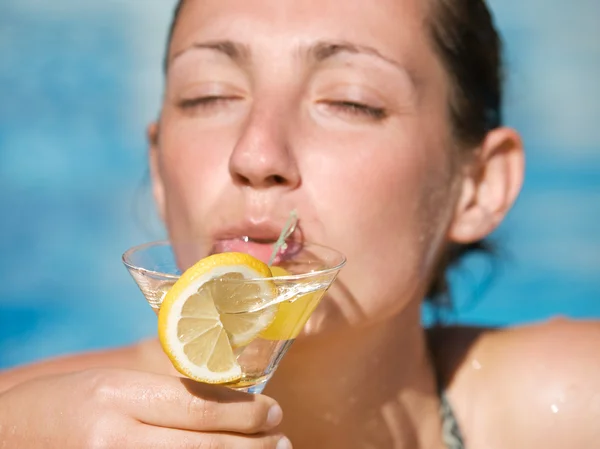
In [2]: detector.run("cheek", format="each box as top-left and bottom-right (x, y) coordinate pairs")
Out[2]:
(157, 119), (234, 237)
(301, 128), (446, 325)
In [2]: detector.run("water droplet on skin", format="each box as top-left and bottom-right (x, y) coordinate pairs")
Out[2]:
(323, 412), (341, 425)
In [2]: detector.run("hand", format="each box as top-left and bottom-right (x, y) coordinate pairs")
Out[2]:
(0, 368), (290, 448)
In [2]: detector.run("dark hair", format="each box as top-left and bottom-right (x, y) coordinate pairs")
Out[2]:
(164, 0), (185, 73)
(424, 0), (502, 309)
(164, 0), (503, 311)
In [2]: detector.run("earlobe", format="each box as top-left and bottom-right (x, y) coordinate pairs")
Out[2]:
(448, 127), (525, 244)
(147, 122), (166, 222)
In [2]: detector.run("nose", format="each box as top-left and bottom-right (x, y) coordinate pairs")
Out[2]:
(228, 108), (300, 190)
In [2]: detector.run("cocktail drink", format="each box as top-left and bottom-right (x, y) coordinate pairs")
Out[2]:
(122, 237), (345, 394)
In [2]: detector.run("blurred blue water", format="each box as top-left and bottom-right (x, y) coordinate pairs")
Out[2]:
(1, 1), (599, 369)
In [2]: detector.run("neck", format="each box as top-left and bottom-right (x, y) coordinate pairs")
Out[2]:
(265, 303), (445, 449)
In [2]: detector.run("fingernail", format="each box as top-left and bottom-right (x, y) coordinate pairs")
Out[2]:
(276, 436), (292, 449)
(267, 404), (283, 427)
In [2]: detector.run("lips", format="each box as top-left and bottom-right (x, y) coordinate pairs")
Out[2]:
(209, 215), (304, 264)
(212, 237), (302, 265)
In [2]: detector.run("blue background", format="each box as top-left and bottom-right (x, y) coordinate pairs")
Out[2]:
(1, 1), (599, 369)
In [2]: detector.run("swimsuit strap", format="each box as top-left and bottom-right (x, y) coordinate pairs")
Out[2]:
(440, 391), (466, 449)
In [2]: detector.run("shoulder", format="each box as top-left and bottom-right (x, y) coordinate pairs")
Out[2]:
(0, 338), (175, 393)
(429, 318), (600, 449)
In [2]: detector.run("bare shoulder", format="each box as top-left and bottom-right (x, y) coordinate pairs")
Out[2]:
(0, 338), (175, 393)
(429, 319), (600, 449)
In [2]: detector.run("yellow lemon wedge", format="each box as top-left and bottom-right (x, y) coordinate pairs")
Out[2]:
(158, 252), (277, 384)
(260, 266), (323, 341)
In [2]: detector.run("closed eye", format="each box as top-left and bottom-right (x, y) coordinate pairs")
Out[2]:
(324, 101), (387, 120)
(178, 95), (242, 110)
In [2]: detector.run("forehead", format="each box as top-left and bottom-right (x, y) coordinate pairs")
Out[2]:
(168, 0), (439, 73)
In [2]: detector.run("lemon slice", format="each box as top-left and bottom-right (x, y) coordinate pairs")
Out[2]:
(158, 252), (277, 384)
(260, 266), (323, 341)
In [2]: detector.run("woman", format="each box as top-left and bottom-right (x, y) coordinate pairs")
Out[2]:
(1, 0), (598, 447)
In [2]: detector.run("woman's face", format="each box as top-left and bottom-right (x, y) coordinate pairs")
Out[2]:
(151, 0), (460, 334)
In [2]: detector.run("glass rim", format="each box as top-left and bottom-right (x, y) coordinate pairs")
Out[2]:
(122, 239), (347, 282)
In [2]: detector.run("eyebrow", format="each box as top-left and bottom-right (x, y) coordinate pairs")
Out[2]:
(170, 40), (251, 65)
(169, 39), (415, 83)
(308, 40), (404, 71)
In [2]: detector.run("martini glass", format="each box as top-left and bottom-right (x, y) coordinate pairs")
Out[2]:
(122, 239), (346, 394)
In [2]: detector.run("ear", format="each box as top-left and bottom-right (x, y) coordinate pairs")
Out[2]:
(448, 127), (525, 243)
(147, 122), (166, 222)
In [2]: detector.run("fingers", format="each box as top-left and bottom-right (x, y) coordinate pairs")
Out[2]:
(101, 371), (283, 434)
(134, 425), (292, 449)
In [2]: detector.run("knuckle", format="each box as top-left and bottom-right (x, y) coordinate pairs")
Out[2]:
(186, 395), (219, 425)
(197, 434), (226, 449)
(239, 401), (268, 433)
(84, 369), (120, 405)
